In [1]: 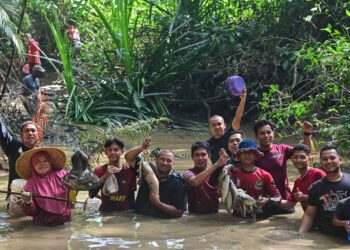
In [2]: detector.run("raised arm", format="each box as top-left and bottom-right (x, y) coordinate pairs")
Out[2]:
(185, 155), (227, 187)
(124, 137), (151, 167)
(300, 121), (313, 152)
(0, 117), (16, 155)
(231, 88), (247, 130)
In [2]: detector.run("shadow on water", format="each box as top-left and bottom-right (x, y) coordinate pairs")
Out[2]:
(0, 127), (349, 249)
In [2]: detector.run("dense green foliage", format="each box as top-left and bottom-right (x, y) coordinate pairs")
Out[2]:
(1, 0), (350, 150)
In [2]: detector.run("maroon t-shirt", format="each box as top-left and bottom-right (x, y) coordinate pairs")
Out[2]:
(94, 164), (136, 212)
(229, 167), (281, 200)
(255, 144), (293, 200)
(183, 167), (219, 214)
(291, 167), (326, 210)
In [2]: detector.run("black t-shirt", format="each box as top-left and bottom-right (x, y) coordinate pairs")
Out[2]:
(207, 128), (234, 186)
(133, 157), (187, 218)
(308, 173), (350, 236)
(0, 119), (31, 195)
(22, 75), (40, 96)
(335, 196), (350, 220)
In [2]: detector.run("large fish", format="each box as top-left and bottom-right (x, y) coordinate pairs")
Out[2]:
(140, 160), (159, 194)
(62, 149), (100, 190)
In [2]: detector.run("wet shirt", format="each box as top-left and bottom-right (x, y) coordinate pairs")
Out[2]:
(28, 40), (41, 64)
(255, 144), (293, 200)
(0, 119), (31, 194)
(335, 196), (350, 221)
(290, 167), (326, 210)
(229, 167), (281, 201)
(183, 167), (219, 214)
(22, 196), (71, 226)
(133, 157), (187, 218)
(90, 164), (137, 212)
(308, 173), (350, 236)
(22, 75), (40, 96)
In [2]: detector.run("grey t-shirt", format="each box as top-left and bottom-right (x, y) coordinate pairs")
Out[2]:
(22, 75), (40, 96)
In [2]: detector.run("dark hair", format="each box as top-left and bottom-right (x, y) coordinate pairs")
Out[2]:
(253, 120), (275, 135)
(227, 130), (244, 138)
(20, 121), (39, 132)
(320, 145), (340, 157)
(156, 149), (174, 159)
(191, 141), (210, 157)
(291, 144), (310, 156)
(104, 137), (125, 149)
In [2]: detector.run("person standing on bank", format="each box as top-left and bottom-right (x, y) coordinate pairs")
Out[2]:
(124, 138), (186, 218)
(23, 33), (41, 74)
(0, 119), (41, 197)
(22, 65), (45, 117)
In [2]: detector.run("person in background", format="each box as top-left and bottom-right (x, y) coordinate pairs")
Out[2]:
(66, 21), (82, 57)
(18, 147), (71, 226)
(125, 138), (186, 218)
(183, 141), (227, 214)
(23, 33), (41, 74)
(22, 65), (45, 117)
(89, 137), (136, 212)
(298, 146), (350, 238)
(227, 131), (244, 168)
(278, 144), (325, 211)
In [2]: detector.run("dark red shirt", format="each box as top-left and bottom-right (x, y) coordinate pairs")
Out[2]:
(255, 144), (293, 200)
(92, 164), (136, 212)
(22, 199), (71, 226)
(229, 167), (281, 200)
(28, 40), (41, 64)
(291, 167), (326, 210)
(183, 167), (219, 214)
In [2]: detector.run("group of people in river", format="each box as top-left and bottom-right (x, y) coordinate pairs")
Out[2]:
(0, 87), (349, 241)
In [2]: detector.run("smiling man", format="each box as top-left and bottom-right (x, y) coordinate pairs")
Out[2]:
(298, 146), (350, 237)
(125, 138), (186, 218)
(183, 141), (227, 214)
(253, 120), (313, 207)
(0, 119), (41, 195)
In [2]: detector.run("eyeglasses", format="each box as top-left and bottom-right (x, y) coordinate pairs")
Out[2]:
(229, 138), (242, 143)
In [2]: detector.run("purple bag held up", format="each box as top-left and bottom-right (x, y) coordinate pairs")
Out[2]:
(226, 75), (245, 97)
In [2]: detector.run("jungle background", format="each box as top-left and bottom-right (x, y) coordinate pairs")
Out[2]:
(0, 0), (349, 157)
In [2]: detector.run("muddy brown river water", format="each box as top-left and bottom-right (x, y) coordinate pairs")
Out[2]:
(0, 128), (349, 249)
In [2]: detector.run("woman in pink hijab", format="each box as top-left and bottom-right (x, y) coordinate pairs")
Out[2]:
(16, 147), (71, 226)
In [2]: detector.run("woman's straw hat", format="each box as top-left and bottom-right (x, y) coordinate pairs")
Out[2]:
(16, 147), (67, 180)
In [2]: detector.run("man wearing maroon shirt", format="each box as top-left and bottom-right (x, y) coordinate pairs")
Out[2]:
(183, 141), (227, 214)
(89, 137), (136, 212)
(278, 144), (325, 211)
(230, 139), (281, 218)
(253, 120), (313, 211)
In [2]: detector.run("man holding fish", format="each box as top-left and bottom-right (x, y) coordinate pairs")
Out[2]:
(125, 137), (186, 218)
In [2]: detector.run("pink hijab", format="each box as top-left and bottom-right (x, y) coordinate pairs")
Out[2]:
(24, 151), (69, 214)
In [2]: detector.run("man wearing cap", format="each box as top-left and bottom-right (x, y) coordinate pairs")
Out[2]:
(22, 65), (45, 117)
(229, 139), (281, 218)
(23, 33), (41, 74)
(0, 118), (40, 196)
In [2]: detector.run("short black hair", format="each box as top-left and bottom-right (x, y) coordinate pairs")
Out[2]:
(191, 141), (210, 157)
(291, 144), (310, 156)
(104, 137), (125, 149)
(320, 145), (340, 157)
(227, 130), (244, 138)
(253, 120), (275, 135)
